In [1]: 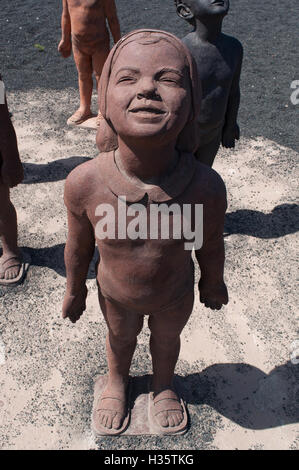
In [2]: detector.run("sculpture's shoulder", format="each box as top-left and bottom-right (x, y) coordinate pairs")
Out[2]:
(64, 155), (104, 215)
(181, 32), (201, 52)
(192, 160), (227, 210)
(221, 33), (243, 58)
(65, 156), (101, 192)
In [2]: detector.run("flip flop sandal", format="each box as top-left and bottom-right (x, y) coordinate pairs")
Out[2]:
(0, 252), (31, 287)
(67, 113), (94, 126)
(92, 379), (132, 436)
(148, 383), (189, 435)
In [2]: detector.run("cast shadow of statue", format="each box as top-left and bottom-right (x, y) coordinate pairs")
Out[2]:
(24, 244), (98, 279)
(132, 361), (298, 430)
(179, 361), (299, 430)
(22, 156), (92, 184)
(225, 203), (299, 238)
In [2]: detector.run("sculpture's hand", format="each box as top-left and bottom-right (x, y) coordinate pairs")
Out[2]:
(62, 285), (88, 323)
(1, 159), (24, 188)
(58, 39), (72, 58)
(222, 123), (240, 148)
(199, 279), (228, 310)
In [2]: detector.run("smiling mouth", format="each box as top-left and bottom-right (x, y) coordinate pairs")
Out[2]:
(212, 0), (224, 5)
(129, 107), (166, 115)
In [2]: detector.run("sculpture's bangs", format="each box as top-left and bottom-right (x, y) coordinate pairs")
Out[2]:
(110, 32), (189, 69)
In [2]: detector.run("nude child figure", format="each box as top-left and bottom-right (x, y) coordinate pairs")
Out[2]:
(175, 0), (243, 167)
(0, 75), (24, 285)
(62, 30), (228, 435)
(58, 0), (121, 126)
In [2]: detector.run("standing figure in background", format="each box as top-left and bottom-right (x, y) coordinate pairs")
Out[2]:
(0, 75), (25, 286)
(175, 0), (243, 167)
(58, 0), (121, 126)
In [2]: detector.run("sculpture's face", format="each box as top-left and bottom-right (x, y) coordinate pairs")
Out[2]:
(106, 39), (191, 142)
(185, 0), (229, 18)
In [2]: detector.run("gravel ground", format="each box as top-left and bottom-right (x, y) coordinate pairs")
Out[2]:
(0, 0), (298, 450)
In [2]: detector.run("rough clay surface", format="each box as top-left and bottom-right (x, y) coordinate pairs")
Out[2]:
(0, 0), (298, 450)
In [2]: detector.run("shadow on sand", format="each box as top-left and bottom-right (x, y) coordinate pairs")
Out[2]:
(225, 203), (299, 238)
(22, 156), (92, 184)
(24, 244), (98, 280)
(132, 361), (299, 430)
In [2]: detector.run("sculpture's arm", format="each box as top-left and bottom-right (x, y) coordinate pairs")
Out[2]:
(104, 0), (121, 44)
(195, 179), (228, 310)
(0, 77), (23, 187)
(222, 43), (243, 148)
(62, 206), (95, 323)
(58, 0), (72, 58)
(61, 0), (71, 41)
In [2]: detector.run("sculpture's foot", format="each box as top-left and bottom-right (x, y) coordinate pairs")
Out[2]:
(67, 109), (94, 126)
(149, 388), (188, 435)
(92, 379), (131, 435)
(0, 253), (24, 285)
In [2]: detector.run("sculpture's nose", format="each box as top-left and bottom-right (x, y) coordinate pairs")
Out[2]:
(136, 77), (158, 100)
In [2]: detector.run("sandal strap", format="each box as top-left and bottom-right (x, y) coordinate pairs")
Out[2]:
(0, 256), (22, 273)
(153, 389), (179, 403)
(96, 396), (126, 413)
(153, 390), (182, 415)
(154, 399), (182, 415)
(1, 255), (21, 264)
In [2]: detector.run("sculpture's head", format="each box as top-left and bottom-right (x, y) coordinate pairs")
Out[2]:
(97, 29), (201, 153)
(175, 0), (229, 25)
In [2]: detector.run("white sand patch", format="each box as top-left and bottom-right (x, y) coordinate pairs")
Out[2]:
(213, 421), (299, 450)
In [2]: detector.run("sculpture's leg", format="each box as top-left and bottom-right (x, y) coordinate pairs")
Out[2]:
(68, 45), (93, 124)
(195, 134), (221, 168)
(0, 182), (21, 281)
(96, 291), (143, 431)
(92, 42), (110, 125)
(148, 291), (194, 430)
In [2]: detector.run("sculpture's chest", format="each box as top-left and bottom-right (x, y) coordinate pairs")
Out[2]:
(195, 47), (234, 86)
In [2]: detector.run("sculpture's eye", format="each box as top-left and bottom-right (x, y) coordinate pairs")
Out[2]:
(117, 76), (137, 84)
(158, 71), (183, 87)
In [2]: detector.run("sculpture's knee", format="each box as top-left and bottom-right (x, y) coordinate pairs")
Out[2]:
(149, 323), (180, 350)
(109, 318), (143, 348)
(78, 70), (92, 82)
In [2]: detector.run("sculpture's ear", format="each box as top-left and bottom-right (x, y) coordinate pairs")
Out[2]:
(176, 3), (194, 22)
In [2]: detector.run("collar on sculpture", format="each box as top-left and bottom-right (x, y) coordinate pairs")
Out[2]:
(97, 150), (197, 203)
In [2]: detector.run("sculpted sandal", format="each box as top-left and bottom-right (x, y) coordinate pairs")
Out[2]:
(92, 380), (131, 436)
(148, 387), (189, 435)
(67, 112), (94, 126)
(0, 253), (30, 287)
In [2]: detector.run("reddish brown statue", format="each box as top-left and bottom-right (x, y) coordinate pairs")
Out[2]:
(0, 75), (24, 285)
(175, 0), (243, 167)
(58, 0), (121, 126)
(63, 30), (228, 436)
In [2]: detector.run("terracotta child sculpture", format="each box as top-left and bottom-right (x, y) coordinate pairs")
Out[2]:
(58, 0), (121, 126)
(62, 30), (228, 435)
(175, 0), (243, 167)
(0, 75), (25, 285)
